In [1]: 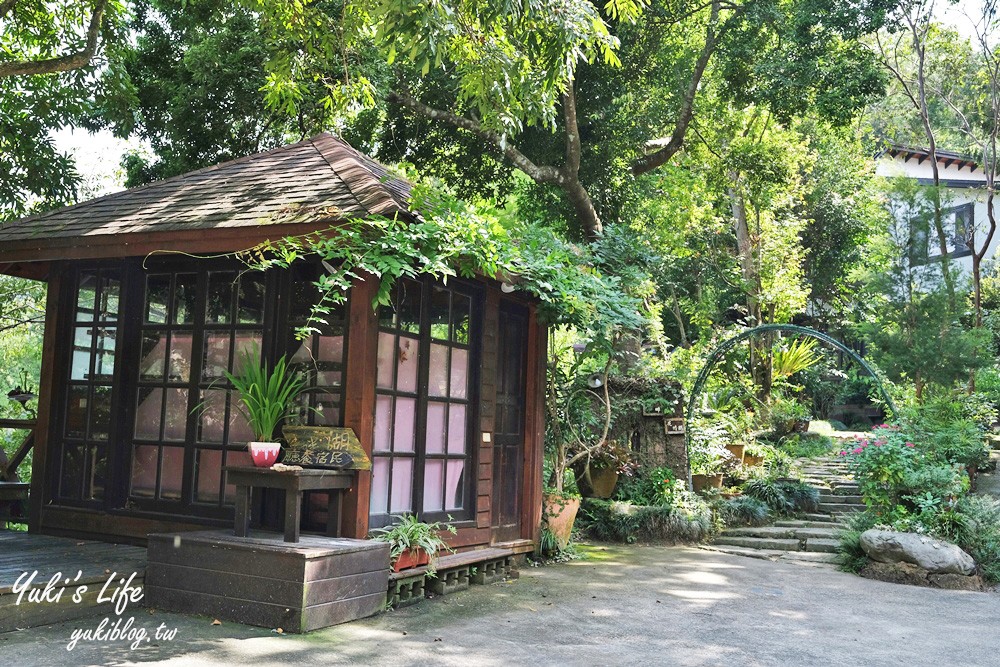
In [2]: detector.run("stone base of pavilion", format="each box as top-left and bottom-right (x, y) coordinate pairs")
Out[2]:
(145, 530), (389, 633)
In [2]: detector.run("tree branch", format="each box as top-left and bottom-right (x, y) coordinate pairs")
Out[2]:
(0, 0), (109, 78)
(562, 84), (582, 178)
(0, 1), (16, 19)
(632, 0), (721, 176)
(389, 88), (563, 185)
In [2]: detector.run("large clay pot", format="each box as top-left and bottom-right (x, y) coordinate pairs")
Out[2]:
(543, 493), (581, 551)
(744, 454), (765, 467)
(575, 464), (620, 499)
(691, 473), (723, 493)
(724, 443), (746, 464)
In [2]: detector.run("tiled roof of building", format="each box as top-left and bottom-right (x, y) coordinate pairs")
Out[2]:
(0, 133), (412, 245)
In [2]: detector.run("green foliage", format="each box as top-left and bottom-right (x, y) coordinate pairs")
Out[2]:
(836, 511), (880, 574)
(579, 496), (714, 544)
(613, 466), (679, 507)
(766, 397), (812, 437)
(741, 477), (819, 514)
(687, 416), (733, 475)
(716, 496), (771, 528)
(774, 433), (835, 459)
(771, 338), (821, 381)
(222, 347), (306, 442)
(956, 496), (1000, 583)
(369, 513), (457, 570)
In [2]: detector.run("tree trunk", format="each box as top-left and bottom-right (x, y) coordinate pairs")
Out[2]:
(561, 176), (602, 240)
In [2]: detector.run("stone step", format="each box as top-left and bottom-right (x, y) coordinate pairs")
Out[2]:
(699, 544), (839, 566)
(779, 551), (840, 564)
(773, 520), (846, 529)
(818, 494), (864, 505)
(804, 538), (840, 553)
(713, 536), (800, 552)
(722, 526), (841, 540)
(818, 502), (863, 514)
(799, 513), (842, 523)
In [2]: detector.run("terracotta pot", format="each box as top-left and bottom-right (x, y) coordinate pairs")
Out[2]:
(543, 493), (581, 551)
(724, 443), (746, 464)
(744, 454), (765, 467)
(248, 442), (281, 467)
(393, 547), (431, 572)
(708, 473), (724, 489)
(793, 419), (810, 433)
(577, 465), (620, 499)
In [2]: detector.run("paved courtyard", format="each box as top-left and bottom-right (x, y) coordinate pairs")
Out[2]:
(1, 543), (997, 666)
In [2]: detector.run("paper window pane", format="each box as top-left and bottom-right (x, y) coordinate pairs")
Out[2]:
(446, 460), (465, 510)
(76, 274), (97, 321)
(390, 458), (414, 513)
(428, 343), (449, 397)
(71, 327), (92, 380)
(396, 337), (419, 393)
(144, 275), (170, 324)
(159, 446), (185, 499)
(174, 274), (198, 324)
(65, 385), (88, 439)
(87, 445), (107, 500)
(376, 332), (394, 389)
(231, 332), (263, 374)
(374, 395), (392, 452)
(206, 272), (235, 323)
(163, 388), (189, 441)
(426, 401), (447, 454)
(168, 333), (193, 382)
(195, 449), (223, 503)
(450, 348), (468, 399)
(228, 395), (254, 442)
(140, 332), (167, 380)
(90, 386), (112, 441)
(448, 404), (467, 455)
(393, 397), (416, 452)
(319, 335), (344, 363)
(135, 387), (163, 440)
(371, 457), (390, 515)
(423, 460), (445, 512)
(198, 389), (227, 443)
(202, 332), (231, 379)
(130, 445), (158, 498)
(238, 273), (266, 324)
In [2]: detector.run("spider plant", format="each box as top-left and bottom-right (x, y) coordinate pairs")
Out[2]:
(224, 345), (306, 442)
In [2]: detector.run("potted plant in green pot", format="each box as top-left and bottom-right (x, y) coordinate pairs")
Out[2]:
(370, 514), (457, 573)
(224, 347), (306, 467)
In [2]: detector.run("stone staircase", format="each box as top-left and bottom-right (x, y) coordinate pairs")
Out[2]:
(705, 455), (864, 565)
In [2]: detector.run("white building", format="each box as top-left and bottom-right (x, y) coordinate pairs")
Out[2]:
(876, 145), (994, 273)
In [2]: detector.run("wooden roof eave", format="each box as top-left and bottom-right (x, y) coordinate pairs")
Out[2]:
(0, 209), (420, 266)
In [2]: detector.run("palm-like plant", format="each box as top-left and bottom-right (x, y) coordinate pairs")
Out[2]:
(225, 346), (306, 442)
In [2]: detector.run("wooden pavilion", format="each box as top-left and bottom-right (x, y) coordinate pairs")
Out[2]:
(0, 133), (545, 559)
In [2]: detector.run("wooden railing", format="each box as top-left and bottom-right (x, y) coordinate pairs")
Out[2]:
(0, 418), (35, 482)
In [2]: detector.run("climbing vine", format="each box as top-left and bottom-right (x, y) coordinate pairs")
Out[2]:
(235, 177), (648, 354)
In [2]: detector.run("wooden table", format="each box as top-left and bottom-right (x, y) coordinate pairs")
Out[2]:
(223, 467), (354, 543)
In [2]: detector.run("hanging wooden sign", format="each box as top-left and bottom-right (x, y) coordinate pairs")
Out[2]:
(281, 426), (371, 470)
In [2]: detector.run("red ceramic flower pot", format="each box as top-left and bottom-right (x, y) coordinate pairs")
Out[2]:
(393, 547), (431, 572)
(248, 442), (281, 467)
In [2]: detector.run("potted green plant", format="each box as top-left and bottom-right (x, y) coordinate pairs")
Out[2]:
(370, 514), (457, 573)
(768, 397), (812, 437)
(688, 418), (731, 493)
(224, 346), (306, 467)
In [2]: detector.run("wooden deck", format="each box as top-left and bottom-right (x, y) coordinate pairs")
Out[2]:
(0, 531), (147, 632)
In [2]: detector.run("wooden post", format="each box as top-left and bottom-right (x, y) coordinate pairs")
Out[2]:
(29, 262), (62, 532)
(340, 276), (379, 538)
(520, 306), (546, 545)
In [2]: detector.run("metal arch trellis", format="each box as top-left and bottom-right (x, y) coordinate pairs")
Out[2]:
(683, 324), (898, 489)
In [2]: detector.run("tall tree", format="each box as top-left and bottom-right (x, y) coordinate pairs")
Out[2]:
(252, 0), (902, 240)
(0, 0), (127, 218)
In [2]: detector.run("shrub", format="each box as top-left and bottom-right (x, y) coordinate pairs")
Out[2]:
(775, 433), (835, 459)
(836, 511), (880, 573)
(741, 478), (818, 514)
(956, 495), (1000, 582)
(579, 497), (714, 543)
(614, 466), (677, 506)
(717, 496), (771, 527)
(838, 425), (918, 511)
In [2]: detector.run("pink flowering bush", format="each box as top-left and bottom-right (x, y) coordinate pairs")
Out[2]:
(839, 424), (920, 511)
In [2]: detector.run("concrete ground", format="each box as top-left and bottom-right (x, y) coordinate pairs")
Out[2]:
(1, 543), (998, 667)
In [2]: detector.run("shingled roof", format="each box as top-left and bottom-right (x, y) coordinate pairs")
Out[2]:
(0, 133), (413, 266)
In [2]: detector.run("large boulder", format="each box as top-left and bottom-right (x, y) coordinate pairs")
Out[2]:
(860, 529), (976, 575)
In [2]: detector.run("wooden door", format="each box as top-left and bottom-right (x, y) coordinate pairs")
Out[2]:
(492, 301), (528, 543)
